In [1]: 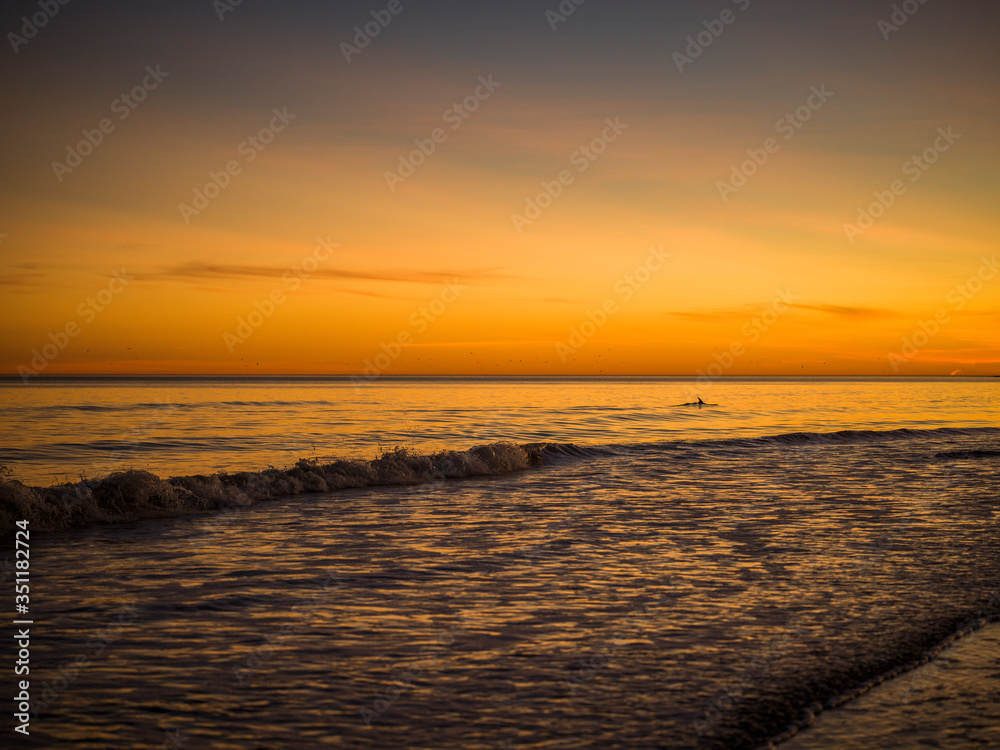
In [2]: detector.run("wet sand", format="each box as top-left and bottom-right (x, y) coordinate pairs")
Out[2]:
(780, 621), (1000, 749)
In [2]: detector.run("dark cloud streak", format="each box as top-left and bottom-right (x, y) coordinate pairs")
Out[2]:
(144, 262), (513, 285)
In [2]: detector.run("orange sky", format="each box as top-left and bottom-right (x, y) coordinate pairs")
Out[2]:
(1, 1), (998, 377)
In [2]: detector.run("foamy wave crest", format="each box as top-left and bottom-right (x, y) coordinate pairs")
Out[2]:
(0, 443), (543, 533)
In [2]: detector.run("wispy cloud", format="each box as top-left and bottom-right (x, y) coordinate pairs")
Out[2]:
(788, 304), (894, 318)
(143, 263), (513, 286)
(186, 283), (411, 300)
(0, 269), (47, 286)
(912, 349), (1000, 365)
(661, 309), (735, 322)
(663, 302), (895, 322)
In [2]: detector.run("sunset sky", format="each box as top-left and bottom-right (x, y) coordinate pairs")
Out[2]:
(1, 0), (997, 377)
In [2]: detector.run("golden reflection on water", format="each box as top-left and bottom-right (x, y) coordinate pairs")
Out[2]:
(1, 377), (998, 485)
(23, 424), (1000, 748)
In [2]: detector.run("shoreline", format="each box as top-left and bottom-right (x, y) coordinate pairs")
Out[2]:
(773, 620), (1000, 749)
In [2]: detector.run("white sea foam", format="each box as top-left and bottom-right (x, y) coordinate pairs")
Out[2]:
(0, 442), (542, 532)
(3, 427), (996, 533)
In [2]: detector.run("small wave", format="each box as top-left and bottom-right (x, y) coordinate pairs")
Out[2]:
(25, 402), (182, 414)
(614, 426), (1000, 460)
(217, 400), (332, 407)
(706, 426), (1000, 449)
(0, 442), (549, 534)
(935, 448), (1000, 460)
(758, 622), (1000, 749)
(523, 442), (619, 460)
(3, 427), (994, 534)
(754, 592), (1000, 750)
(25, 399), (339, 414)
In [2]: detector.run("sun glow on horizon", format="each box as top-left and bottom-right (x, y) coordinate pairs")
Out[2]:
(2, 2), (998, 378)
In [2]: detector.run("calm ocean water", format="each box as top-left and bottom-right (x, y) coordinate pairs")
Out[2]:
(1, 377), (998, 748)
(1, 376), (998, 486)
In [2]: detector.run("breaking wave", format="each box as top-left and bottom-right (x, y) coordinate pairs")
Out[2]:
(0, 442), (546, 533)
(4, 426), (996, 534)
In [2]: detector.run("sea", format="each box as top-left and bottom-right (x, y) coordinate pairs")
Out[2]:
(1, 376), (998, 749)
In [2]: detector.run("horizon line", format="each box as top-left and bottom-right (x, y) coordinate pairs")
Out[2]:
(1, 374), (997, 380)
